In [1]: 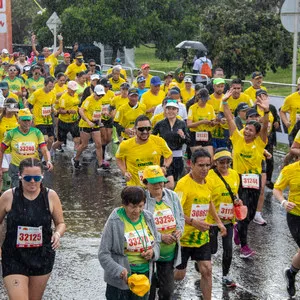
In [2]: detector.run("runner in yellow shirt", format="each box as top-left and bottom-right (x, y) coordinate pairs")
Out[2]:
(180, 76), (195, 104)
(116, 115), (172, 186)
(174, 149), (226, 300)
(25, 65), (45, 97)
(65, 52), (87, 80)
(27, 77), (56, 150)
(111, 83), (130, 114)
(108, 66), (126, 92)
(244, 71), (268, 102)
(222, 87), (269, 258)
(132, 64), (153, 89)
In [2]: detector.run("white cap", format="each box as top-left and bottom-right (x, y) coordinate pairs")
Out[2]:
(67, 81), (78, 91)
(90, 74), (100, 81)
(165, 101), (179, 109)
(2, 49), (8, 54)
(184, 76), (193, 83)
(94, 85), (105, 96)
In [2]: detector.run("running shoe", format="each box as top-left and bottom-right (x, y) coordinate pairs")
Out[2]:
(222, 276), (237, 288)
(71, 157), (80, 169)
(97, 160), (110, 171)
(265, 181), (274, 190)
(284, 268), (296, 297)
(233, 224), (240, 245)
(253, 213), (267, 226)
(240, 245), (255, 258)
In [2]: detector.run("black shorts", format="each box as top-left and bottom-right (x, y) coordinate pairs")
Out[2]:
(261, 160), (266, 173)
(287, 213), (300, 248)
(2, 247), (55, 277)
(79, 127), (100, 133)
(101, 118), (113, 128)
(176, 243), (211, 270)
(57, 120), (80, 142)
(189, 131), (213, 147)
(35, 125), (55, 137)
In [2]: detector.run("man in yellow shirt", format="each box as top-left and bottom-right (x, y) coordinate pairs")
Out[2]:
(25, 65), (45, 97)
(31, 33), (63, 77)
(27, 77), (56, 150)
(65, 52), (87, 80)
(174, 149), (226, 300)
(244, 71), (268, 102)
(132, 63), (153, 88)
(140, 76), (165, 118)
(180, 76), (195, 104)
(108, 66), (126, 92)
(172, 68), (185, 90)
(116, 115), (172, 186)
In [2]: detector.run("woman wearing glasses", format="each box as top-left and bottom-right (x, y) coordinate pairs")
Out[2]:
(0, 157), (65, 300)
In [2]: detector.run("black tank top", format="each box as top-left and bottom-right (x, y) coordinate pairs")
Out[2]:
(2, 187), (55, 265)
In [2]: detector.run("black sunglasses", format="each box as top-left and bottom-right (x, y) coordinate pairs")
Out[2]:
(89, 64), (96, 67)
(20, 175), (43, 182)
(137, 127), (151, 132)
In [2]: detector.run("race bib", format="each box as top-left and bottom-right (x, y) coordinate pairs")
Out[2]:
(190, 203), (209, 220)
(196, 131), (209, 142)
(218, 203), (234, 220)
(124, 229), (152, 252)
(153, 208), (176, 231)
(92, 110), (102, 120)
(42, 106), (52, 116)
(241, 174), (260, 189)
(17, 142), (36, 155)
(16, 226), (42, 248)
(296, 113), (300, 122)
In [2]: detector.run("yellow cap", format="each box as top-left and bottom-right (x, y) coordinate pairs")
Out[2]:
(213, 150), (232, 161)
(128, 274), (150, 297)
(18, 108), (32, 121)
(142, 165), (168, 184)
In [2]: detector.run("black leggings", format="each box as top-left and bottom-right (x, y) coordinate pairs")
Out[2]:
(237, 175), (261, 247)
(265, 143), (274, 182)
(210, 223), (233, 276)
(287, 213), (300, 248)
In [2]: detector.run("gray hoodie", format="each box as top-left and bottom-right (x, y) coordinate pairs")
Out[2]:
(98, 207), (160, 290)
(144, 188), (184, 268)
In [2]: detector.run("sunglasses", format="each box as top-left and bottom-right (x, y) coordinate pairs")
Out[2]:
(20, 175), (43, 182)
(137, 127), (151, 132)
(89, 64), (96, 67)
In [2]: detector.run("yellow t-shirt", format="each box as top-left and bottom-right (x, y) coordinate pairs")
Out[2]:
(101, 90), (114, 121)
(140, 90), (165, 118)
(274, 161), (300, 216)
(45, 54), (58, 77)
(111, 95), (129, 111)
(219, 93), (253, 113)
(171, 79), (185, 90)
(151, 112), (182, 128)
(208, 93), (223, 113)
(28, 88), (56, 125)
(187, 103), (216, 132)
(294, 130), (300, 144)
(3, 77), (24, 95)
(206, 169), (240, 224)
(79, 94), (102, 128)
(0, 116), (18, 154)
(114, 103), (146, 139)
(244, 85), (268, 102)
(65, 62), (87, 81)
(174, 174), (210, 248)
(58, 92), (80, 123)
(25, 77), (45, 96)
(115, 135), (172, 186)
(107, 68), (127, 80)
(230, 129), (266, 174)
(132, 74), (153, 89)
(180, 87), (195, 105)
(281, 92), (300, 134)
(108, 77), (126, 92)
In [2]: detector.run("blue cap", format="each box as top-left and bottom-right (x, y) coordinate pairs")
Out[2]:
(150, 76), (161, 86)
(137, 76), (146, 83)
(38, 55), (45, 60)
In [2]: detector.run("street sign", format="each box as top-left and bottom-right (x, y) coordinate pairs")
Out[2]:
(46, 12), (62, 35)
(281, 0), (300, 32)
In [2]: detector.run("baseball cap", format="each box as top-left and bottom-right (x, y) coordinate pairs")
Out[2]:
(246, 108), (260, 118)
(137, 76), (146, 83)
(64, 53), (71, 58)
(90, 74), (100, 81)
(184, 76), (193, 83)
(23, 65), (31, 72)
(164, 72), (173, 79)
(100, 78), (112, 87)
(120, 82), (130, 89)
(150, 76), (161, 86)
(2, 49), (8, 54)
(128, 88), (139, 96)
(75, 52), (83, 59)
(195, 83), (204, 91)
(236, 102), (250, 112)
(256, 89), (268, 98)
(213, 78), (225, 85)
(143, 165), (168, 184)
(18, 108), (33, 121)
(165, 100), (179, 109)
(67, 80), (78, 91)
(198, 88), (210, 101)
(0, 81), (9, 89)
(94, 85), (105, 96)
(169, 88), (180, 96)
(38, 55), (45, 60)
(141, 63), (150, 69)
(252, 71), (263, 79)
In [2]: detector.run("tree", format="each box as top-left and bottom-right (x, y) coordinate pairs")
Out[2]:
(199, 0), (293, 78)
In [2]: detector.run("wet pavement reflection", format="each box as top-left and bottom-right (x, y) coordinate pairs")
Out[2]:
(0, 149), (298, 299)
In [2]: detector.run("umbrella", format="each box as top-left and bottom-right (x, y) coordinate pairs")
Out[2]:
(175, 40), (207, 52)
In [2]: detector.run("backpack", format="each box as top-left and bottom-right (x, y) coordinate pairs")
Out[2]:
(200, 59), (212, 79)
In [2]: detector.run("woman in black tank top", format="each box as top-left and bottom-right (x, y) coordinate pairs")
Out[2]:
(0, 158), (66, 300)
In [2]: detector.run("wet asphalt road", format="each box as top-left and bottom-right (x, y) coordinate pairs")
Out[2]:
(0, 147), (298, 300)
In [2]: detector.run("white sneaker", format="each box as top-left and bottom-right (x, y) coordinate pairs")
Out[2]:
(253, 213), (267, 226)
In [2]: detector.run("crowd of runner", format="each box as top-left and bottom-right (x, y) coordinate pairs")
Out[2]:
(0, 38), (299, 299)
